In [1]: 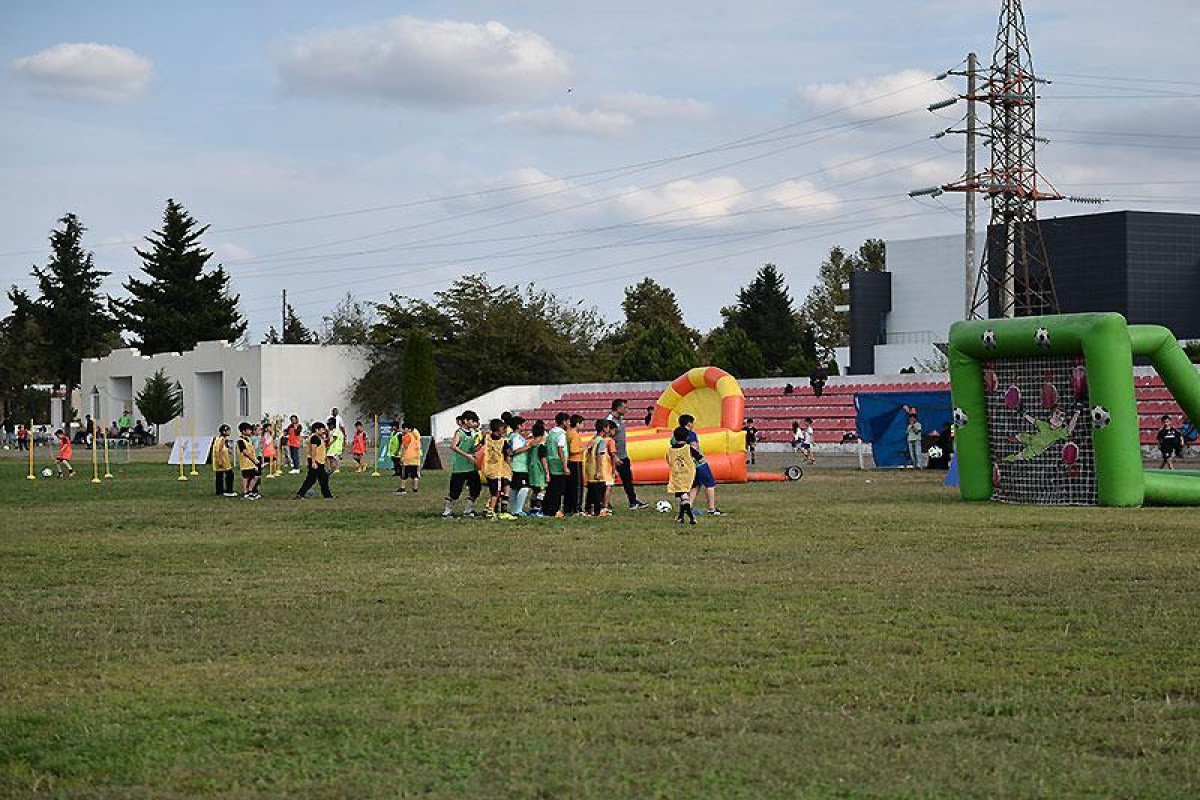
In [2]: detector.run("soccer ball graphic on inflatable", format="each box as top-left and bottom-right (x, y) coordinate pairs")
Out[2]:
(1035, 327), (1051, 349)
(1090, 405), (1112, 429)
(982, 330), (997, 349)
(927, 446), (943, 461)
(953, 407), (969, 428)
(41, 467), (53, 477)
(655, 500), (673, 513)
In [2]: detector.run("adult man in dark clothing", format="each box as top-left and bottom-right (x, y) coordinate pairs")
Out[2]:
(605, 399), (648, 509)
(809, 366), (828, 398)
(1157, 415), (1183, 469)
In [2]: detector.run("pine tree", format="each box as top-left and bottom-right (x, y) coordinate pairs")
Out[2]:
(281, 303), (315, 344)
(29, 214), (121, 388)
(722, 264), (814, 376)
(112, 199), (246, 354)
(401, 329), (438, 433)
(135, 369), (184, 441)
(0, 289), (46, 415)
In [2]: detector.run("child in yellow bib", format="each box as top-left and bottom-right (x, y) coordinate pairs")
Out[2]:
(666, 426), (701, 525)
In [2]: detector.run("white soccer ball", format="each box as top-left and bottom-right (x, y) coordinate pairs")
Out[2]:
(655, 500), (672, 513)
(1090, 405), (1111, 429)
(982, 330), (997, 349)
(953, 407), (969, 428)
(1035, 327), (1051, 349)
(927, 446), (943, 460)
(41, 467), (53, 477)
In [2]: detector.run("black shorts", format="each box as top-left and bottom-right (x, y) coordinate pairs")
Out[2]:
(242, 468), (260, 479)
(403, 464), (420, 479)
(391, 457), (403, 476)
(487, 477), (505, 496)
(510, 471), (529, 491)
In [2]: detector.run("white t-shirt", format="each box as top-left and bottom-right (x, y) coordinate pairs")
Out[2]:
(803, 426), (814, 446)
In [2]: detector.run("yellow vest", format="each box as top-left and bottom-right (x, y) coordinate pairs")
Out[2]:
(482, 435), (507, 480)
(306, 436), (327, 467)
(402, 430), (422, 465)
(213, 437), (232, 471)
(238, 436), (258, 470)
(666, 443), (696, 494)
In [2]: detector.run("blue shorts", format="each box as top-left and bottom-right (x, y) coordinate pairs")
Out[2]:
(692, 464), (716, 489)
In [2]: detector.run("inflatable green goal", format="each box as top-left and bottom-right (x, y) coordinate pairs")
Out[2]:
(949, 313), (1200, 507)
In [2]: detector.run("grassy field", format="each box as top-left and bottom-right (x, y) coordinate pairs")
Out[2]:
(1, 451), (1198, 797)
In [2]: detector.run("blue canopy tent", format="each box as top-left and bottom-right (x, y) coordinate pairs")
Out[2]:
(854, 391), (953, 469)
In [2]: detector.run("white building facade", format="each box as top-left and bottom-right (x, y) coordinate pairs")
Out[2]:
(80, 341), (368, 440)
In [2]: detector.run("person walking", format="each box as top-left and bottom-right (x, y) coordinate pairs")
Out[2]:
(294, 421), (333, 499)
(605, 399), (648, 510)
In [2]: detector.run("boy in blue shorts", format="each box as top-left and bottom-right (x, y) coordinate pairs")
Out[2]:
(678, 414), (722, 516)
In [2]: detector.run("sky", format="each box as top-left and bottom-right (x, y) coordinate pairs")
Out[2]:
(2, 0), (1198, 341)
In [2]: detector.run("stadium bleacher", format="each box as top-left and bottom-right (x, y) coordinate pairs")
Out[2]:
(514, 375), (1189, 447)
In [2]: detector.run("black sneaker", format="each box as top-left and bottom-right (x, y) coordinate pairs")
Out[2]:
(629, 501), (649, 510)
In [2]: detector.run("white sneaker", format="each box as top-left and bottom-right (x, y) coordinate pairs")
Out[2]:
(289, 469), (300, 474)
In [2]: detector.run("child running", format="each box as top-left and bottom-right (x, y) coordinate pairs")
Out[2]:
(293, 421), (333, 499)
(213, 424), (236, 497)
(679, 414), (722, 516)
(351, 421), (368, 472)
(237, 422), (262, 500)
(443, 411), (482, 517)
(400, 420), (422, 493)
(666, 425), (701, 525)
(55, 428), (75, 477)
(481, 418), (513, 520)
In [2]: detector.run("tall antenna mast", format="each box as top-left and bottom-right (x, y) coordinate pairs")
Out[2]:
(914, 0), (1102, 319)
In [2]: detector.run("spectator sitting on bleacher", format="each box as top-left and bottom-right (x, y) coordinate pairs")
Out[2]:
(809, 366), (828, 398)
(784, 383), (794, 396)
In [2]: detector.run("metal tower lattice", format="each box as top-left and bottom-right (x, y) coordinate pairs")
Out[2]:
(944, 0), (1063, 319)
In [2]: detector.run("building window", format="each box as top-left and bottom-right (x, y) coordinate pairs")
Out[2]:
(237, 378), (249, 418)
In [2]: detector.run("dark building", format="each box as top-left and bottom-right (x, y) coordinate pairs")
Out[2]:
(847, 210), (1200, 374)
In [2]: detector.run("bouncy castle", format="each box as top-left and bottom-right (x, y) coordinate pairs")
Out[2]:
(588, 366), (788, 484)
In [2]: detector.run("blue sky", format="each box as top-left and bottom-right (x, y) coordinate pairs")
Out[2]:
(2, 0), (1198, 338)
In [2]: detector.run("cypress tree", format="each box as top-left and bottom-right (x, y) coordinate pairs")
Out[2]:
(112, 199), (246, 354)
(135, 369), (184, 442)
(29, 213), (121, 388)
(401, 329), (437, 433)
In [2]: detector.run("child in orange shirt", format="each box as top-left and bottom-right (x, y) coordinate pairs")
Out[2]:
(350, 421), (368, 472)
(55, 429), (75, 477)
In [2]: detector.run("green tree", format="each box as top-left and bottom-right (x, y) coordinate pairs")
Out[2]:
(722, 263), (815, 376)
(701, 324), (768, 378)
(112, 199), (246, 354)
(615, 324), (695, 382)
(320, 293), (375, 345)
(799, 239), (886, 363)
(135, 369), (184, 441)
(401, 329), (438, 433)
(352, 294), (453, 415)
(28, 214), (121, 389)
(0, 288), (46, 418)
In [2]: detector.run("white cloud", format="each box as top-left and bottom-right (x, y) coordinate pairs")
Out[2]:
(500, 91), (711, 136)
(498, 107), (634, 137)
(12, 43), (152, 103)
(476, 168), (840, 226)
(795, 69), (951, 122)
(277, 16), (571, 108)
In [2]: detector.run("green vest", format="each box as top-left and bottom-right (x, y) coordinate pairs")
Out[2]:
(450, 428), (478, 473)
(509, 432), (529, 472)
(545, 427), (568, 475)
(528, 444), (548, 488)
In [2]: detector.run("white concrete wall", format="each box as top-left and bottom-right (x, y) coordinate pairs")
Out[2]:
(884, 232), (968, 347)
(80, 341), (365, 441)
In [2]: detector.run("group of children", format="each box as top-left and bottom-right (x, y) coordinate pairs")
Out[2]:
(442, 406), (721, 523)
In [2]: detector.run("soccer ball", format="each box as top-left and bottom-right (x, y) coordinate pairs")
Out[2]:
(41, 467), (53, 477)
(982, 330), (997, 349)
(1090, 405), (1111, 430)
(1035, 327), (1051, 349)
(953, 407), (969, 428)
(655, 500), (672, 513)
(927, 446), (943, 460)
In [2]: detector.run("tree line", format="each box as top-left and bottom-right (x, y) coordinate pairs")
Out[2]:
(0, 198), (883, 428)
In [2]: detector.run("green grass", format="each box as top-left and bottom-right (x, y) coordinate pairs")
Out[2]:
(1, 453), (1198, 797)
